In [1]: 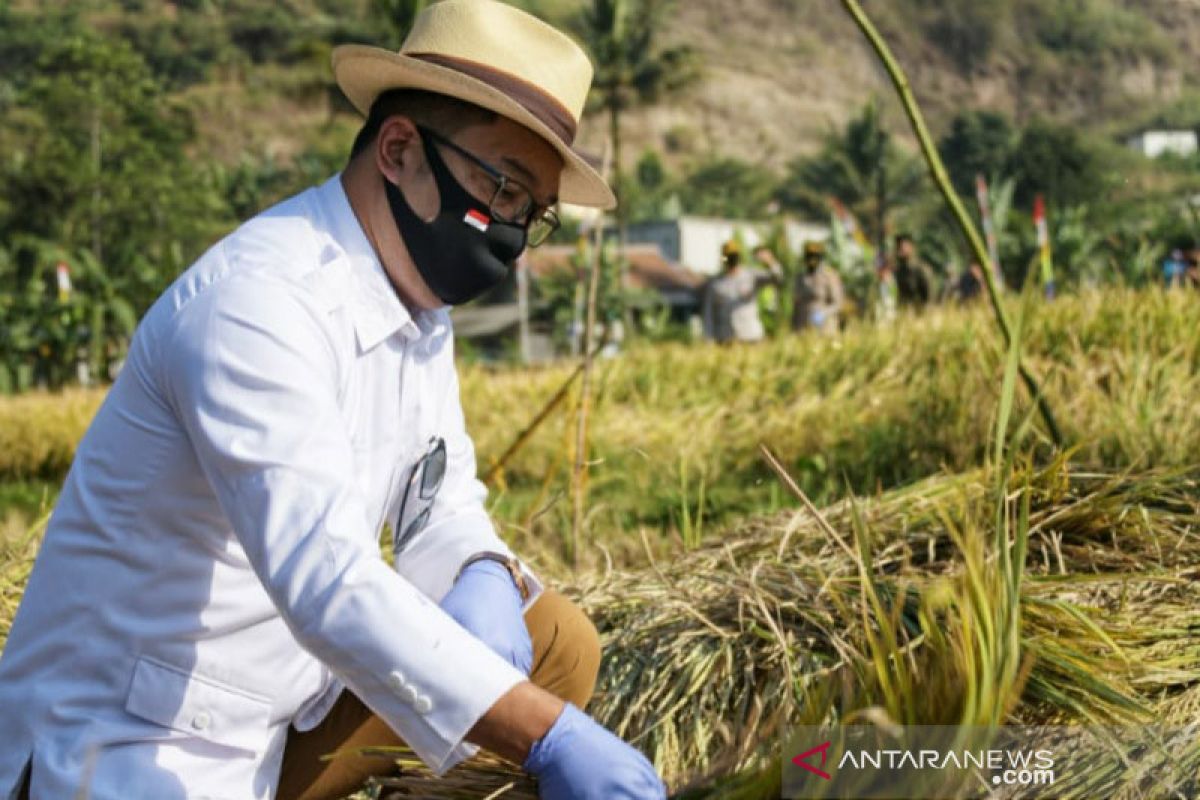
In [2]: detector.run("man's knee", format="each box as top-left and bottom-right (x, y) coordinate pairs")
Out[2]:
(524, 589), (601, 709)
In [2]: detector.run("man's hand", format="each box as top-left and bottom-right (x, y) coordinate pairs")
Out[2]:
(440, 559), (533, 673)
(523, 703), (666, 799)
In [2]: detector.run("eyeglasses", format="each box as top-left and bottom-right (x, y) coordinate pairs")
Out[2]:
(392, 436), (447, 555)
(421, 127), (561, 247)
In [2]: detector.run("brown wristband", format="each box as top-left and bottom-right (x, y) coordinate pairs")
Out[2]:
(456, 551), (532, 603)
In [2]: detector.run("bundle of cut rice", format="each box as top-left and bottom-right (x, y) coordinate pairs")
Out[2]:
(350, 464), (1200, 798)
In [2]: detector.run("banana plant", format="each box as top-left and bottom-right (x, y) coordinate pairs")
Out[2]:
(0, 236), (137, 391)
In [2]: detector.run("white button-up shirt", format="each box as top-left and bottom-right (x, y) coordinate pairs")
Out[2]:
(0, 175), (540, 800)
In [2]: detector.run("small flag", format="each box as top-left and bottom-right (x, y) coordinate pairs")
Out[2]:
(56, 261), (72, 302)
(1033, 194), (1055, 297)
(463, 209), (490, 233)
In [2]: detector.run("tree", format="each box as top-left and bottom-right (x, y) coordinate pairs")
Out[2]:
(573, 0), (699, 297)
(938, 109), (1015, 198)
(779, 99), (925, 248)
(0, 14), (227, 387)
(1005, 119), (1109, 210)
(921, 0), (1011, 72)
(371, 0), (430, 49)
(621, 148), (682, 222)
(0, 26), (225, 306)
(679, 157), (777, 219)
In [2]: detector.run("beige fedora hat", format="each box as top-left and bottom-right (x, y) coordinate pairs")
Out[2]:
(333, 0), (615, 209)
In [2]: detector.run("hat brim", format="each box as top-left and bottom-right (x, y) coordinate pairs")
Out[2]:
(333, 45), (616, 210)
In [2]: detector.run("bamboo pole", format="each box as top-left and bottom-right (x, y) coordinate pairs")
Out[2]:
(480, 335), (609, 487)
(571, 142), (613, 569)
(839, 0), (1063, 447)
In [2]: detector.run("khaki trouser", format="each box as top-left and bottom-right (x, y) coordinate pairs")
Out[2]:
(275, 589), (601, 800)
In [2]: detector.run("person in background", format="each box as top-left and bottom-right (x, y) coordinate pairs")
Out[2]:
(951, 261), (985, 305)
(1162, 248), (1187, 289)
(792, 241), (844, 334)
(701, 239), (780, 344)
(892, 232), (935, 309)
(875, 259), (899, 324)
(1186, 247), (1200, 289)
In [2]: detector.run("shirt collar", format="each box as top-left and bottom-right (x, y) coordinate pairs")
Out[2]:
(314, 174), (428, 351)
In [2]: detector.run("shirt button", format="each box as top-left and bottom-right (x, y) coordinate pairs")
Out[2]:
(191, 711), (211, 731)
(414, 695), (433, 714)
(400, 685), (419, 706)
(387, 671), (407, 693)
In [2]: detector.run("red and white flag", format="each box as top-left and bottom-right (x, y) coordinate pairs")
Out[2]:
(56, 261), (72, 302)
(463, 209), (490, 233)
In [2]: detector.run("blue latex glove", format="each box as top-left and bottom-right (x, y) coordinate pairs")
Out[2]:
(524, 703), (666, 799)
(439, 560), (533, 674)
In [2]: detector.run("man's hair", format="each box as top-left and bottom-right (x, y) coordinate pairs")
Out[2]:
(349, 89), (498, 160)
(895, 232), (914, 245)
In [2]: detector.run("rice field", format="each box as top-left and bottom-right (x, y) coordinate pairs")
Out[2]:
(5, 288), (1200, 567)
(341, 461), (1200, 798)
(1, 287), (1199, 797)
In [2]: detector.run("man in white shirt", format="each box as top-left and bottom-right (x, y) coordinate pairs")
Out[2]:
(0, 2), (665, 799)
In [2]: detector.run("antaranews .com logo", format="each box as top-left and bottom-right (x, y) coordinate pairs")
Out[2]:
(782, 725), (1193, 799)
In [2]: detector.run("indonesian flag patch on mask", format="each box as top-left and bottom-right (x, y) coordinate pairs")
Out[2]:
(463, 209), (491, 232)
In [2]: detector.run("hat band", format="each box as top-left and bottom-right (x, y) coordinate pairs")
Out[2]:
(408, 53), (578, 146)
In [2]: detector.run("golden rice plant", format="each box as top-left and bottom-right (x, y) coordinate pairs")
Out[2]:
(310, 461), (1200, 799)
(3, 462), (1196, 798)
(470, 289), (1200, 538)
(0, 388), (103, 480)
(5, 288), (1200, 562)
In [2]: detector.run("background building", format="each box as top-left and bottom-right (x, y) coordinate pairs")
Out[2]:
(620, 217), (831, 275)
(1126, 129), (1199, 158)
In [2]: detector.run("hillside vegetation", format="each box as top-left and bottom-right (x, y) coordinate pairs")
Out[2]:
(11, 0), (1200, 173)
(626, 0), (1200, 168)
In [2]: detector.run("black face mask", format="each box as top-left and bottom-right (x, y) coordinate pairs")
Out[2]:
(383, 133), (527, 306)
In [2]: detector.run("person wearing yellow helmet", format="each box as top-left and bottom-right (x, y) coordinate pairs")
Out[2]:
(701, 239), (781, 343)
(792, 240), (844, 334)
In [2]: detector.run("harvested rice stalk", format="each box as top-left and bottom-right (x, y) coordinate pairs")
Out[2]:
(3, 464), (1198, 799)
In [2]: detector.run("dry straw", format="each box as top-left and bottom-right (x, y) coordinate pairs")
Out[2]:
(6, 462), (1194, 798)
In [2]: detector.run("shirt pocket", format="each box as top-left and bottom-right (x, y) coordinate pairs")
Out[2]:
(124, 656), (272, 756)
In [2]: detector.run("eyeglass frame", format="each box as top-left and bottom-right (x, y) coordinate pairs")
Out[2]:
(392, 436), (447, 555)
(420, 126), (561, 247)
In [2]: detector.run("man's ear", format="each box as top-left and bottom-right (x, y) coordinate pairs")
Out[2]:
(375, 115), (421, 185)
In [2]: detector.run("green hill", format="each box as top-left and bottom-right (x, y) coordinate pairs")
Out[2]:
(10, 0), (1199, 174)
(613, 0), (1200, 169)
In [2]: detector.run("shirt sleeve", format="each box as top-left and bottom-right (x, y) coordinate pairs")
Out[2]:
(160, 269), (526, 774)
(753, 266), (779, 289)
(392, 348), (543, 609)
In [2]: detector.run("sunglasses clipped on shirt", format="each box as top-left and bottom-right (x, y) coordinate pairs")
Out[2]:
(420, 127), (561, 247)
(392, 436), (447, 556)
